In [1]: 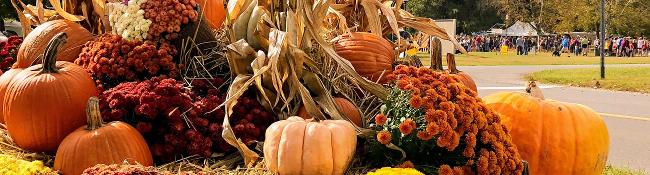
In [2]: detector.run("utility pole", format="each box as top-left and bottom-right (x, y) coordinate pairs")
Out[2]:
(599, 0), (605, 79)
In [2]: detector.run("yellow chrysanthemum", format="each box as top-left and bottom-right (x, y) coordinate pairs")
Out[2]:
(366, 167), (425, 175)
(0, 154), (55, 175)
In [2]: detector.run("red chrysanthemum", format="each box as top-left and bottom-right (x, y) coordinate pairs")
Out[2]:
(399, 118), (416, 135)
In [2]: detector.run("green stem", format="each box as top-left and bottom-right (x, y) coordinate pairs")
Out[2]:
(40, 32), (68, 74)
(86, 97), (104, 130)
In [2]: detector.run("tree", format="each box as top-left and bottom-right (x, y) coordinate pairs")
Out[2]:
(406, 0), (503, 33)
(493, 0), (650, 35)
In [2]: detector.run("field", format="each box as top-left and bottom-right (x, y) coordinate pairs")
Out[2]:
(416, 52), (650, 66)
(527, 67), (650, 93)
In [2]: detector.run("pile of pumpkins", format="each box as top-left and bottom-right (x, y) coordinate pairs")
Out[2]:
(0, 18), (610, 175)
(0, 21), (152, 175)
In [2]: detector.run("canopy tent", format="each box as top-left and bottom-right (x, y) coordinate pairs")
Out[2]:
(504, 21), (539, 36)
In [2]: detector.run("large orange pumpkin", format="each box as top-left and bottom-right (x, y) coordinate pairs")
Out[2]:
(0, 68), (22, 123)
(264, 117), (357, 175)
(15, 20), (92, 68)
(334, 32), (394, 84)
(4, 33), (98, 152)
(445, 53), (477, 91)
(197, 0), (227, 29)
(297, 97), (363, 127)
(483, 82), (609, 175)
(54, 97), (153, 175)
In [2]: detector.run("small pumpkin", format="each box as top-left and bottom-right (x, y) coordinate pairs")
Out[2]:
(264, 117), (357, 175)
(4, 33), (98, 152)
(445, 53), (477, 91)
(15, 20), (92, 68)
(197, 0), (227, 29)
(297, 97), (363, 127)
(483, 82), (609, 175)
(55, 97), (153, 175)
(0, 68), (22, 123)
(334, 32), (394, 84)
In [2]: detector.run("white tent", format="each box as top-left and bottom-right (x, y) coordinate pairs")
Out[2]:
(504, 21), (538, 36)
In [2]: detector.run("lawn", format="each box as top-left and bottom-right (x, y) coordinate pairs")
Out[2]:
(604, 165), (647, 175)
(526, 67), (650, 93)
(415, 52), (650, 66)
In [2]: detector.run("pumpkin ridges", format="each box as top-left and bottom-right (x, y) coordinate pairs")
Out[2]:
(15, 20), (92, 68)
(301, 122), (334, 175)
(197, 0), (227, 29)
(263, 120), (291, 172)
(484, 91), (609, 175)
(55, 97), (152, 175)
(333, 32), (395, 84)
(277, 121), (307, 174)
(0, 69), (22, 123)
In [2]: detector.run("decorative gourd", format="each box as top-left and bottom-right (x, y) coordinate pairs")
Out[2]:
(15, 20), (92, 68)
(264, 117), (357, 175)
(4, 33), (98, 152)
(445, 53), (477, 91)
(0, 68), (22, 123)
(483, 82), (609, 175)
(297, 97), (363, 127)
(55, 97), (153, 175)
(197, 0), (227, 29)
(334, 32), (394, 84)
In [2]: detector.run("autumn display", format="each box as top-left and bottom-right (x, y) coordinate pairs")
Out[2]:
(0, 0), (610, 174)
(365, 65), (523, 174)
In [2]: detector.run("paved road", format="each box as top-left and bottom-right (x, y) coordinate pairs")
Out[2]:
(461, 64), (650, 172)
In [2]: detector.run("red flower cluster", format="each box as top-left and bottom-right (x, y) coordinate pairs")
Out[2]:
(99, 77), (276, 163)
(0, 35), (21, 71)
(373, 65), (524, 175)
(141, 0), (199, 40)
(75, 34), (179, 91)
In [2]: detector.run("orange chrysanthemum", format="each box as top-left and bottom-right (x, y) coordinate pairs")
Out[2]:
(375, 113), (388, 126)
(426, 122), (439, 135)
(397, 161), (415, 168)
(416, 130), (433, 141)
(377, 130), (392, 145)
(439, 165), (454, 175)
(409, 95), (422, 108)
(399, 119), (416, 135)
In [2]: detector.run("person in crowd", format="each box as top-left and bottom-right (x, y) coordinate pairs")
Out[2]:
(561, 35), (570, 54)
(516, 36), (524, 55)
(593, 38), (600, 56)
(573, 36), (581, 56)
(604, 37), (611, 56)
(581, 36), (589, 56)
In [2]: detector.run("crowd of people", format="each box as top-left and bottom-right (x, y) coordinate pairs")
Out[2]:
(456, 34), (650, 57)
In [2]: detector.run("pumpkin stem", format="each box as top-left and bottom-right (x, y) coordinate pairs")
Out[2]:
(429, 36), (444, 71)
(86, 97), (104, 130)
(446, 53), (460, 74)
(40, 32), (68, 74)
(525, 81), (545, 99)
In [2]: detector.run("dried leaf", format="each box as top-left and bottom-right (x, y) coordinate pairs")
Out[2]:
(10, 0), (33, 35)
(226, 39), (257, 75)
(221, 75), (260, 166)
(48, 0), (85, 21)
(36, 0), (44, 23)
(359, 0), (381, 35)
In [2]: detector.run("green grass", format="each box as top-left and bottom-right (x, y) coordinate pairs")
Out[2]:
(526, 67), (650, 93)
(416, 52), (650, 66)
(604, 165), (647, 175)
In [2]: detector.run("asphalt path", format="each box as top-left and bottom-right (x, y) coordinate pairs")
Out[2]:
(461, 64), (650, 172)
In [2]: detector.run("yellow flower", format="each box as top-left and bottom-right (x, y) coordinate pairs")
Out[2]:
(366, 167), (425, 175)
(0, 154), (55, 175)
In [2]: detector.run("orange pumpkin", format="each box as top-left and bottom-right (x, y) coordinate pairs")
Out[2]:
(334, 32), (394, 84)
(55, 97), (153, 175)
(15, 20), (92, 68)
(0, 68), (22, 123)
(297, 97), (363, 127)
(197, 0), (227, 29)
(264, 117), (357, 175)
(445, 53), (477, 91)
(4, 33), (98, 152)
(483, 82), (609, 175)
